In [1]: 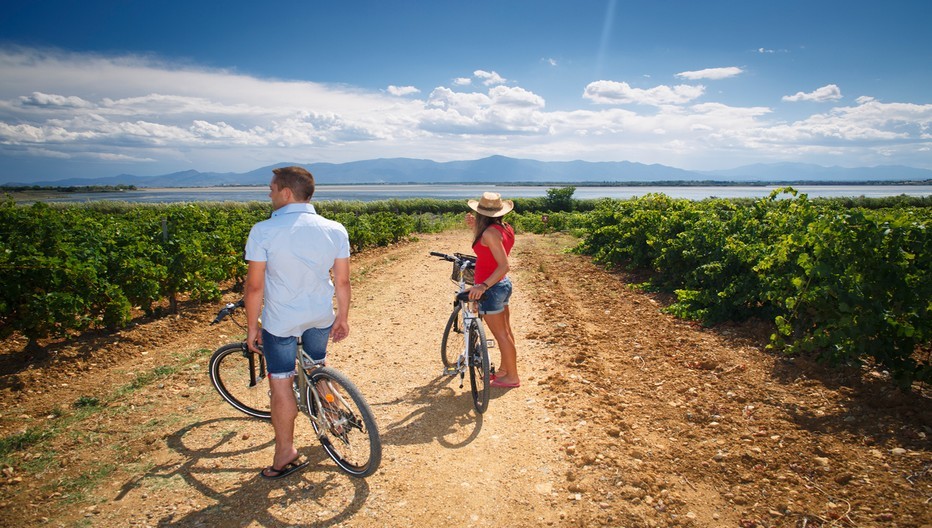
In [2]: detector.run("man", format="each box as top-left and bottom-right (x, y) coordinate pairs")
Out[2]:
(244, 166), (351, 479)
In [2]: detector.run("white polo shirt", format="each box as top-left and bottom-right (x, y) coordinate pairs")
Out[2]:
(244, 203), (350, 337)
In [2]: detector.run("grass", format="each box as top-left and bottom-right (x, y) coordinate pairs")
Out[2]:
(0, 428), (52, 457)
(73, 395), (100, 408)
(53, 461), (118, 503)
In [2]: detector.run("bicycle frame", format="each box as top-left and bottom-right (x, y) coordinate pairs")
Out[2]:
(211, 300), (347, 434)
(431, 251), (492, 413)
(451, 290), (481, 377)
(209, 300), (382, 476)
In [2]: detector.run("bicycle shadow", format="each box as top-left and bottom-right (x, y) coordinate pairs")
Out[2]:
(374, 374), (485, 449)
(115, 417), (370, 527)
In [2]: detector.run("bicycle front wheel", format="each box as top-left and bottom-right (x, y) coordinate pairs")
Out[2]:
(208, 342), (272, 420)
(307, 367), (382, 478)
(440, 304), (462, 369)
(467, 321), (490, 414)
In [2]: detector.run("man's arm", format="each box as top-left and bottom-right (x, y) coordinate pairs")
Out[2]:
(330, 257), (351, 342)
(244, 260), (266, 353)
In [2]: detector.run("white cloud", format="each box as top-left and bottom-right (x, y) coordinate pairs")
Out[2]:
(20, 92), (93, 108)
(1, 47), (930, 178)
(474, 70), (506, 86)
(676, 67), (743, 80)
(583, 81), (705, 106)
(782, 84), (843, 103)
(386, 85), (420, 96)
(543, 58), (558, 66)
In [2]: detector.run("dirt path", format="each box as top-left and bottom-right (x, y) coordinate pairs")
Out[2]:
(0, 229), (929, 527)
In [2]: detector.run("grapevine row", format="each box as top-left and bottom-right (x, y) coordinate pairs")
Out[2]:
(575, 189), (931, 388)
(0, 199), (459, 348)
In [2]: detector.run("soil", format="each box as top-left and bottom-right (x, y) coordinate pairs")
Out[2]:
(0, 229), (929, 528)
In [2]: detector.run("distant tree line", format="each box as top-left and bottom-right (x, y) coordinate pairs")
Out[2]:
(0, 184), (137, 193)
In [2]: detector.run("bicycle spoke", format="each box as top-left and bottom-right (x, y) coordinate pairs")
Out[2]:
(306, 368), (381, 478)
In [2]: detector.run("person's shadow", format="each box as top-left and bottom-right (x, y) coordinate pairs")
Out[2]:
(115, 417), (370, 527)
(375, 374), (489, 449)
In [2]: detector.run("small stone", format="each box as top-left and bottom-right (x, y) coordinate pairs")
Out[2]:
(834, 474), (854, 485)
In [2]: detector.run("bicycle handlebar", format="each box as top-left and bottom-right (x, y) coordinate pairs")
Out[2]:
(211, 299), (245, 325)
(429, 251), (476, 265)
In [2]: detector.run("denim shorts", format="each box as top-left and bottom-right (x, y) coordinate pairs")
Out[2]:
(262, 326), (331, 379)
(479, 276), (512, 315)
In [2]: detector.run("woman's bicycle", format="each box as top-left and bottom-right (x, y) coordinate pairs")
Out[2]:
(207, 300), (381, 478)
(429, 251), (491, 414)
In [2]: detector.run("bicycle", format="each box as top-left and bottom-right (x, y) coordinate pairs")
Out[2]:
(429, 251), (491, 414)
(207, 300), (381, 478)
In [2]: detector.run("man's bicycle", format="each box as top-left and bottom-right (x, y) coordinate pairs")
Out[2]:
(429, 251), (491, 414)
(207, 300), (381, 478)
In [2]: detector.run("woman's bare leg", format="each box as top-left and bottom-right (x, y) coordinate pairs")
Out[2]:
(484, 306), (518, 384)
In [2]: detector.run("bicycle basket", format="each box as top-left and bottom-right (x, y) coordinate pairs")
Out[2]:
(451, 253), (476, 285)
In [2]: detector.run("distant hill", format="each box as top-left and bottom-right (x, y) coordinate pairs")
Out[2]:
(4, 156), (931, 188)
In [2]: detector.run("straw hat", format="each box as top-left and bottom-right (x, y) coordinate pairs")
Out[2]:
(468, 192), (514, 217)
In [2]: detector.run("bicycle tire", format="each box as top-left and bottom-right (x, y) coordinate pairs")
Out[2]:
(208, 342), (272, 420)
(440, 304), (462, 369)
(307, 366), (382, 478)
(467, 320), (491, 414)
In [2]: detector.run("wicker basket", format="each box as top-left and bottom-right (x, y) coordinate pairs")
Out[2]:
(451, 253), (476, 285)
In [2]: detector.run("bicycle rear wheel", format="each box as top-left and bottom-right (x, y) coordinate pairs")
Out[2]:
(208, 342), (272, 420)
(467, 321), (490, 414)
(307, 367), (382, 478)
(440, 304), (462, 369)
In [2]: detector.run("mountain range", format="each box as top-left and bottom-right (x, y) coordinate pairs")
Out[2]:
(6, 156), (932, 187)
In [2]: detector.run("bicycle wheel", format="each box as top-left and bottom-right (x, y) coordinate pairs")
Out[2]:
(208, 342), (272, 420)
(307, 367), (382, 478)
(440, 304), (462, 369)
(467, 320), (491, 414)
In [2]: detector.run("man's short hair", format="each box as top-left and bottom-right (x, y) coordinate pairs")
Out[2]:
(272, 166), (315, 201)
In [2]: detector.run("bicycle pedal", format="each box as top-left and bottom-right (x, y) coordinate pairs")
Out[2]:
(442, 367), (458, 376)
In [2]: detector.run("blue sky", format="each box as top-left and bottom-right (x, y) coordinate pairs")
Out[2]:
(1, 0), (931, 183)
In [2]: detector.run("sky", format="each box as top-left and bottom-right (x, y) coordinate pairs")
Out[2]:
(1, 0), (931, 183)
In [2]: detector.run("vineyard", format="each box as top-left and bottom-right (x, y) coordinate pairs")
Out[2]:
(0, 189), (929, 389)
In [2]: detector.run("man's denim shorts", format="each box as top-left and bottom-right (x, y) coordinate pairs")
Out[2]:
(262, 326), (331, 379)
(479, 276), (512, 315)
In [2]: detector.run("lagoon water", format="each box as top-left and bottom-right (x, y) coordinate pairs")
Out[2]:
(34, 183), (932, 204)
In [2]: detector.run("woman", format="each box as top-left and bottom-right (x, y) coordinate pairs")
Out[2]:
(466, 192), (519, 388)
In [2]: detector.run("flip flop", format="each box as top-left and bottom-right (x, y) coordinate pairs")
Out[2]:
(260, 458), (309, 480)
(490, 378), (520, 388)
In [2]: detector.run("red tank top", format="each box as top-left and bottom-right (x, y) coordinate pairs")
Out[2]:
(472, 223), (514, 285)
